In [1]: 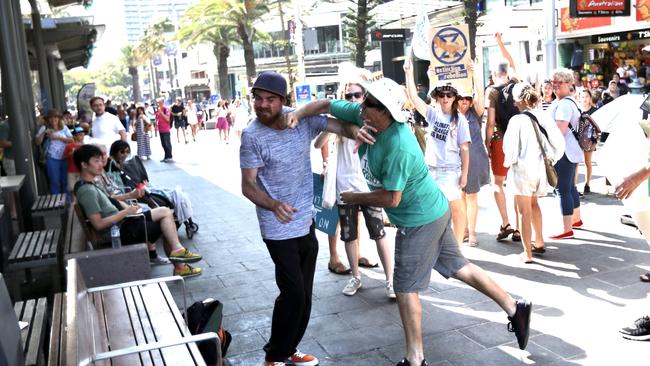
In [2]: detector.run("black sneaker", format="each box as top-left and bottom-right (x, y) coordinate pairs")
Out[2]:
(396, 359), (429, 366)
(507, 299), (532, 350)
(583, 184), (591, 194)
(620, 316), (650, 341)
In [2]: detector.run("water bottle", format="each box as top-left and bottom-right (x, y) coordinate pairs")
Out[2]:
(111, 223), (121, 249)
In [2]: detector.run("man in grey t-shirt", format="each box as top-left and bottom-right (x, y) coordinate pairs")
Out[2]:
(239, 72), (361, 366)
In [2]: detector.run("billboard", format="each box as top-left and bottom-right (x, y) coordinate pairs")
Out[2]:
(570, 0), (630, 17)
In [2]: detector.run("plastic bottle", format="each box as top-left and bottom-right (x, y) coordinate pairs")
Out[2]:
(111, 223), (121, 249)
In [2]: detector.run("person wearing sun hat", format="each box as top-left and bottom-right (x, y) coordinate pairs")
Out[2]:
(240, 71), (364, 366)
(292, 73), (533, 366)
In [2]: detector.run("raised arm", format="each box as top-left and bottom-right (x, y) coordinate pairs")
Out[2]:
(403, 57), (429, 117)
(495, 33), (517, 76)
(470, 62), (485, 117)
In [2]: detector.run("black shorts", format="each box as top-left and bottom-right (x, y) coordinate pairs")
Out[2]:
(120, 210), (162, 245)
(338, 204), (385, 242)
(173, 116), (187, 129)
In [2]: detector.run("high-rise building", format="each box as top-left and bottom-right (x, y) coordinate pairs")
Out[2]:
(122, 0), (194, 43)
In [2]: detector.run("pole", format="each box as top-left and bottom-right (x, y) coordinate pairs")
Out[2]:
(544, 0), (557, 77)
(294, 0), (305, 84)
(29, 0), (53, 113)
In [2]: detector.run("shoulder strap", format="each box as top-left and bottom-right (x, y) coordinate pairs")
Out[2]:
(523, 112), (549, 160)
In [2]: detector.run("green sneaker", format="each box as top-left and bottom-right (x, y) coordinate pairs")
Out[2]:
(169, 248), (202, 263)
(173, 264), (202, 278)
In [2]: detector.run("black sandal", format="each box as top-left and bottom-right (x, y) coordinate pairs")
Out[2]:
(531, 244), (546, 254)
(640, 272), (650, 283)
(497, 224), (515, 241)
(511, 230), (522, 242)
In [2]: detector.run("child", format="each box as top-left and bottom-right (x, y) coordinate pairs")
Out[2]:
(63, 127), (85, 194)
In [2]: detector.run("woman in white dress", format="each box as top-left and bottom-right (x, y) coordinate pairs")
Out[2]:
(185, 99), (199, 142)
(233, 99), (249, 140)
(502, 83), (565, 262)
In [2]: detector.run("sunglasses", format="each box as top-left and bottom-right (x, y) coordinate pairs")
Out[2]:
(438, 92), (456, 99)
(345, 92), (364, 101)
(459, 96), (473, 102)
(362, 98), (384, 110)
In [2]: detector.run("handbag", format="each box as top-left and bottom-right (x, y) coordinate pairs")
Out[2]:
(524, 112), (558, 188)
(130, 132), (137, 141)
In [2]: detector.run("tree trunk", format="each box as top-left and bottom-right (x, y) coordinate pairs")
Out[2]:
(464, 0), (478, 60)
(237, 23), (257, 87)
(355, 0), (369, 68)
(167, 56), (176, 99)
(150, 59), (161, 99)
(214, 44), (231, 99)
(129, 66), (141, 103)
(278, 0), (295, 106)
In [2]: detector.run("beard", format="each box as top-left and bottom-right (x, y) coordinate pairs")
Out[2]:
(255, 106), (281, 125)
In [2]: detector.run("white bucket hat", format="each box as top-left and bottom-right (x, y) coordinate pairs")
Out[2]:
(360, 78), (408, 123)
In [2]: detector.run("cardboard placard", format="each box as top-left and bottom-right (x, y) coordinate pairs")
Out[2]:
(312, 173), (339, 236)
(428, 24), (472, 95)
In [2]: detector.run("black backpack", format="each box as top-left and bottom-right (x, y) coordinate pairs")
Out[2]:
(186, 298), (232, 365)
(494, 80), (520, 132)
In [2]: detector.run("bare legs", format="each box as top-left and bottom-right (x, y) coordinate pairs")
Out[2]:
(150, 207), (190, 271)
(449, 198), (468, 247)
(463, 192), (479, 244)
(583, 151), (593, 189)
(515, 195), (533, 262)
(494, 175), (510, 228)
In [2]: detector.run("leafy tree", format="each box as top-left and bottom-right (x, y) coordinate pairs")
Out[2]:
(64, 62), (132, 102)
(177, 0), (238, 99)
(342, 0), (380, 68)
(140, 18), (175, 98)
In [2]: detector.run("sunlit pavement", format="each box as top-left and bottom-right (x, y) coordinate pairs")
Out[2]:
(139, 129), (648, 365)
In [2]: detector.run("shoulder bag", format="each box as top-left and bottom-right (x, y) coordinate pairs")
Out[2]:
(524, 112), (558, 188)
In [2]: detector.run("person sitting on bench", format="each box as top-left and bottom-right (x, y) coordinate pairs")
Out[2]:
(73, 144), (203, 278)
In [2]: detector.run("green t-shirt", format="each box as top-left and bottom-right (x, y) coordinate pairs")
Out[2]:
(0, 120), (13, 159)
(76, 182), (120, 239)
(329, 100), (448, 227)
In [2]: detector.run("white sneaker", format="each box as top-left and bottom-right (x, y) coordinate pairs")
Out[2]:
(342, 276), (362, 296)
(386, 281), (396, 299)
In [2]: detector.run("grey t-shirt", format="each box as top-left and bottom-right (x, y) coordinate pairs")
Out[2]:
(425, 105), (471, 170)
(239, 110), (327, 240)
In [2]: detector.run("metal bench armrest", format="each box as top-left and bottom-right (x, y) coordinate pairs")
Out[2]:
(93, 332), (219, 362)
(87, 276), (189, 323)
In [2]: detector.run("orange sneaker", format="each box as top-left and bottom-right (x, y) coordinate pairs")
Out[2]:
(286, 350), (319, 366)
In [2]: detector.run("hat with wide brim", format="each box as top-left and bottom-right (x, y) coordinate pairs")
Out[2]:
(432, 83), (458, 96)
(359, 78), (407, 123)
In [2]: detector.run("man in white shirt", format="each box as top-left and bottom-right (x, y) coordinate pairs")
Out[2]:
(89, 96), (127, 149)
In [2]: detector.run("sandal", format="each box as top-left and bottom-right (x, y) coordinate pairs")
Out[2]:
(531, 244), (546, 254)
(328, 262), (351, 275)
(496, 224), (515, 241)
(511, 230), (521, 242)
(466, 240), (478, 247)
(640, 272), (650, 283)
(358, 257), (379, 268)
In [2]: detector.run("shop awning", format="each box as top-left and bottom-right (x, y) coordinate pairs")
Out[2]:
(24, 16), (104, 70)
(47, 0), (92, 7)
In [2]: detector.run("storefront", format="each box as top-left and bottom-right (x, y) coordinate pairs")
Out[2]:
(557, 0), (650, 89)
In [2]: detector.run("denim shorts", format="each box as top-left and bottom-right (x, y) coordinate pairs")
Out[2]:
(393, 210), (469, 293)
(429, 167), (462, 202)
(338, 204), (385, 242)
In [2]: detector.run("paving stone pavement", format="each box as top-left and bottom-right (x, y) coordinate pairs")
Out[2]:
(141, 130), (648, 366)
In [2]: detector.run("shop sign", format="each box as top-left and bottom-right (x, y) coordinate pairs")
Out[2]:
(295, 84), (311, 107)
(371, 29), (406, 42)
(569, 0), (631, 17)
(560, 7), (612, 32)
(591, 28), (650, 43)
(637, 0), (650, 21)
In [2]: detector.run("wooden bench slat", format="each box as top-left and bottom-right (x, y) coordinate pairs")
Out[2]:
(19, 300), (35, 353)
(100, 289), (143, 366)
(139, 283), (202, 365)
(123, 286), (155, 366)
(25, 298), (47, 366)
(25, 231), (45, 261)
(48, 293), (64, 366)
(32, 230), (49, 259)
(14, 301), (23, 319)
(159, 283), (206, 363)
(45, 229), (60, 258)
(130, 286), (164, 365)
(21, 231), (40, 261)
(8, 232), (28, 261)
(91, 292), (111, 366)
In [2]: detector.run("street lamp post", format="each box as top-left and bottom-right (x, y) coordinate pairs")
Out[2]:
(544, 0), (557, 77)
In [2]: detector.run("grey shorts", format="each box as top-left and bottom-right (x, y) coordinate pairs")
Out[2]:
(393, 210), (469, 293)
(338, 204), (385, 242)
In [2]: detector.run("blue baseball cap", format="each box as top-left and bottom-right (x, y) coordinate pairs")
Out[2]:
(252, 71), (287, 98)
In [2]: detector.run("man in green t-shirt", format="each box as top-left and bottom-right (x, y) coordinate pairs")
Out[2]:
(291, 77), (532, 366)
(73, 144), (203, 278)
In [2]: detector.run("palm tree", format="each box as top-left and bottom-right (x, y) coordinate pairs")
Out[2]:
(210, 0), (269, 87)
(463, 0), (479, 59)
(120, 44), (144, 102)
(342, 0), (380, 68)
(177, 1), (237, 99)
(140, 18), (175, 99)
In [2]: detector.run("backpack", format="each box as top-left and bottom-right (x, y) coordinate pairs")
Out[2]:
(565, 98), (601, 152)
(494, 80), (520, 133)
(186, 298), (232, 365)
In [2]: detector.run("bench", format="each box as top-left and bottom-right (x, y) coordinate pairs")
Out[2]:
(7, 229), (62, 293)
(31, 194), (68, 230)
(53, 258), (217, 365)
(0, 273), (48, 366)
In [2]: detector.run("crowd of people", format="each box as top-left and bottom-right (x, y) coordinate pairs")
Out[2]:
(236, 34), (650, 365)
